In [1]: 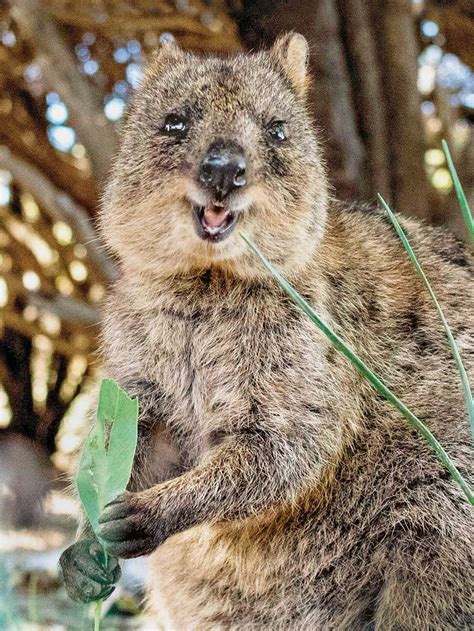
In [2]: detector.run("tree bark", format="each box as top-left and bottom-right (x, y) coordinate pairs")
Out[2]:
(336, 0), (392, 201)
(1, 331), (38, 442)
(368, 0), (431, 219)
(426, 1), (474, 69)
(38, 354), (84, 455)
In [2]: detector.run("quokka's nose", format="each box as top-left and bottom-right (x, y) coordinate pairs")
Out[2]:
(199, 143), (246, 199)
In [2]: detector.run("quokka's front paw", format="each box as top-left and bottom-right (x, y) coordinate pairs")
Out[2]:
(59, 538), (121, 603)
(98, 490), (170, 558)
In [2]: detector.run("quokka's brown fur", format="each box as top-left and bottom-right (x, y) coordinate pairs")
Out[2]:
(95, 34), (473, 629)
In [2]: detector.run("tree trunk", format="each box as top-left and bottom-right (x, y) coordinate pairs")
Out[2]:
(336, 0), (392, 201)
(1, 330), (38, 442)
(368, 0), (431, 219)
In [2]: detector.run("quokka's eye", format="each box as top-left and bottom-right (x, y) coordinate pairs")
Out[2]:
(161, 113), (188, 136)
(266, 120), (288, 142)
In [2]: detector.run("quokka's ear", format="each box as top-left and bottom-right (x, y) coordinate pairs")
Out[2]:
(157, 32), (181, 55)
(270, 32), (309, 96)
(146, 33), (183, 73)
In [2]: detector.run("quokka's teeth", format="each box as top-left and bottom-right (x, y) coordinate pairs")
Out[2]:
(203, 205), (229, 229)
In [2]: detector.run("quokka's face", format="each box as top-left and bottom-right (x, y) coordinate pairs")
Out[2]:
(101, 33), (329, 279)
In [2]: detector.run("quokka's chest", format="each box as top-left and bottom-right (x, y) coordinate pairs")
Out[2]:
(140, 301), (328, 425)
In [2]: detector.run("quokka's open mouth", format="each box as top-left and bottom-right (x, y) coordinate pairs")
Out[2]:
(192, 201), (239, 242)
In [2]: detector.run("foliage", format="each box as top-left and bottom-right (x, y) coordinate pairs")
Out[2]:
(76, 379), (139, 629)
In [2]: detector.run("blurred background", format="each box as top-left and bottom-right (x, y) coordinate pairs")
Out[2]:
(0, 0), (472, 628)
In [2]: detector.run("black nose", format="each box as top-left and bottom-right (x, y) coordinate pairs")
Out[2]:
(199, 142), (246, 199)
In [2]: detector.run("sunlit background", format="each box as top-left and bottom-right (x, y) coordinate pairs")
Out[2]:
(0, 0), (472, 628)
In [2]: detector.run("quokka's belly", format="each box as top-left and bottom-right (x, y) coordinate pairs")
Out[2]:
(145, 517), (321, 630)
(146, 523), (228, 630)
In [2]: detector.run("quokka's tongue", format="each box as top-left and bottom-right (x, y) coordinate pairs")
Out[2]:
(203, 204), (229, 228)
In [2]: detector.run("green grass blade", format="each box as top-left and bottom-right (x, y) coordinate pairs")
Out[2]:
(441, 139), (474, 242)
(241, 232), (473, 505)
(378, 194), (474, 441)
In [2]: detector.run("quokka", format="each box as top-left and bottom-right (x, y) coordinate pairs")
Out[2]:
(60, 33), (473, 630)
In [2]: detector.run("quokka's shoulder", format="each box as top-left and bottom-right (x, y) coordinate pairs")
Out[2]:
(325, 201), (472, 275)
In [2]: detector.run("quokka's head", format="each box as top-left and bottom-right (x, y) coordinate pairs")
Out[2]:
(100, 33), (329, 279)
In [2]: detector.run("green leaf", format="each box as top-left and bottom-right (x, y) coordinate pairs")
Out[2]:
(104, 383), (139, 506)
(241, 232), (474, 505)
(378, 194), (474, 442)
(75, 379), (139, 624)
(76, 425), (106, 534)
(441, 139), (474, 243)
(76, 379), (139, 535)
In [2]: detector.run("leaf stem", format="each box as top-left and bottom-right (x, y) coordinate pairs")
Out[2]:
(92, 548), (108, 630)
(94, 600), (102, 631)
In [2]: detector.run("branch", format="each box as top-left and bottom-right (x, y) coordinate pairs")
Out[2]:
(44, 0), (242, 52)
(27, 294), (99, 326)
(5, 273), (99, 325)
(11, 0), (118, 183)
(426, 4), (474, 69)
(0, 146), (117, 284)
(3, 310), (94, 357)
